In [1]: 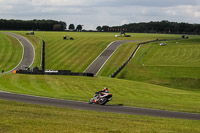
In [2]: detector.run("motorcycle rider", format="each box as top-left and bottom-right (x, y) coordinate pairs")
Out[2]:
(94, 87), (109, 100)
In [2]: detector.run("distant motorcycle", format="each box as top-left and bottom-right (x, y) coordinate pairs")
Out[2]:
(88, 92), (112, 105)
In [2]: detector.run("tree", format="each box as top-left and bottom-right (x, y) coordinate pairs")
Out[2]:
(68, 24), (75, 31)
(102, 25), (109, 32)
(0, 19), (66, 31)
(96, 26), (102, 31)
(59, 21), (67, 30)
(76, 24), (82, 31)
(53, 24), (62, 31)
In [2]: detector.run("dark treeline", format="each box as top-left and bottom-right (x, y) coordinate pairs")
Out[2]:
(97, 20), (200, 34)
(0, 19), (66, 31)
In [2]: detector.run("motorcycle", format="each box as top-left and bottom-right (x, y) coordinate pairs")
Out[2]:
(88, 92), (112, 105)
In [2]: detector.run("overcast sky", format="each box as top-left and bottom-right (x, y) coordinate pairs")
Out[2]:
(0, 0), (200, 30)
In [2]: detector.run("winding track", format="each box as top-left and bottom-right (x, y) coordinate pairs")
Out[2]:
(1, 34), (200, 120)
(0, 91), (200, 120)
(5, 32), (35, 72)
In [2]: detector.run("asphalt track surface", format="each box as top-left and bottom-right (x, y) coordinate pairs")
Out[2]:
(0, 91), (200, 120)
(5, 32), (35, 72)
(84, 40), (138, 75)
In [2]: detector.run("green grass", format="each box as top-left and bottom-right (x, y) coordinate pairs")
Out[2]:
(14, 31), (117, 72)
(115, 37), (200, 90)
(0, 31), (199, 112)
(0, 32), (23, 72)
(0, 74), (200, 113)
(1, 100), (200, 133)
(98, 41), (139, 76)
(11, 31), (42, 68)
(138, 40), (200, 67)
(11, 31), (181, 72)
(0, 31), (200, 132)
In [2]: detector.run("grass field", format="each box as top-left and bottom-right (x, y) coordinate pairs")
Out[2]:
(0, 32), (23, 72)
(114, 37), (200, 90)
(98, 41), (139, 76)
(12, 31), (181, 72)
(13, 31), (117, 72)
(1, 100), (200, 133)
(0, 31), (199, 132)
(0, 74), (200, 113)
(0, 31), (199, 111)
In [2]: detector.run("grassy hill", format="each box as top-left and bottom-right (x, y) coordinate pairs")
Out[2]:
(13, 31), (181, 72)
(13, 31), (117, 72)
(113, 37), (200, 90)
(0, 31), (199, 132)
(0, 32), (23, 72)
(0, 31), (199, 110)
(0, 74), (199, 113)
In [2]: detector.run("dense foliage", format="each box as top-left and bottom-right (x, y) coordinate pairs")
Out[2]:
(68, 24), (75, 30)
(97, 20), (200, 34)
(76, 24), (83, 31)
(0, 19), (66, 31)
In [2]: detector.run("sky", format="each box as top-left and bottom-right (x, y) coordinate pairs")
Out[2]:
(0, 0), (200, 30)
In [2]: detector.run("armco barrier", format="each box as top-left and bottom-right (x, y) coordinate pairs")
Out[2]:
(110, 43), (141, 78)
(110, 38), (181, 78)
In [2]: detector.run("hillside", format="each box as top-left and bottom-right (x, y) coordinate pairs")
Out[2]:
(0, 31), (199, 112)
(0, 32), (23, 72)
(0, 74), (200, 113)
(14, 31), (181, 72)
(113, 37), (200, 90)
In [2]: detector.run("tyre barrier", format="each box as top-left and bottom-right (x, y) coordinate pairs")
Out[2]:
(15, 69), (94, 77)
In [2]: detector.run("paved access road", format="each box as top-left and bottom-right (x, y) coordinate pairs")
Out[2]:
(5, 32), (35, 72)
(1, 91), (200, 120)
(84, 40), (138, 75)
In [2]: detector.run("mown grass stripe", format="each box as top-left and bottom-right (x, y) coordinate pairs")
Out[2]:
(0, 33), (22, 72)
(0, 35), (7, 68)
(117, 37), (200, 90)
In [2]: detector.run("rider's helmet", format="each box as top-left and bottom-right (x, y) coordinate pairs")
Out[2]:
(103, 87), (109, 92)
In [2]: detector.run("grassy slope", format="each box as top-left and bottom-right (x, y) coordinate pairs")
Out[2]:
(0, 74), (199, 113)
(0, 33), (22, 72)
(0, 32), (199, 111)
(1, 100), (200, 133)
(115, 36), (200, 90)
(0, 31), (199, 132)
(98, 34), (181, 76)
(14, 31), (118, 72)
(12, 32), (180, 72)
(98, 41), (139, 76)
(0, 31), (199, 113)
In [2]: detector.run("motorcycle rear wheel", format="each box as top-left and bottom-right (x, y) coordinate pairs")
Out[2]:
(99, 98), (108, 105)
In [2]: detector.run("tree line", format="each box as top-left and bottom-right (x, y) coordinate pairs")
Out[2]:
(68, 24), (83, 31)
(0, 19), (67, 31)
(96, 20), (200, 34)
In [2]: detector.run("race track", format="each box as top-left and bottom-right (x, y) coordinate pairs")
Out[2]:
(0, 91), (200, 120)
(84, 40), (138, 75)
(1, 33), (200, 120)
(5, 32), (35, 72)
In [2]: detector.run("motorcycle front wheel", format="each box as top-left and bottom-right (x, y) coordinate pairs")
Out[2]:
(88, 98), (94, 104)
